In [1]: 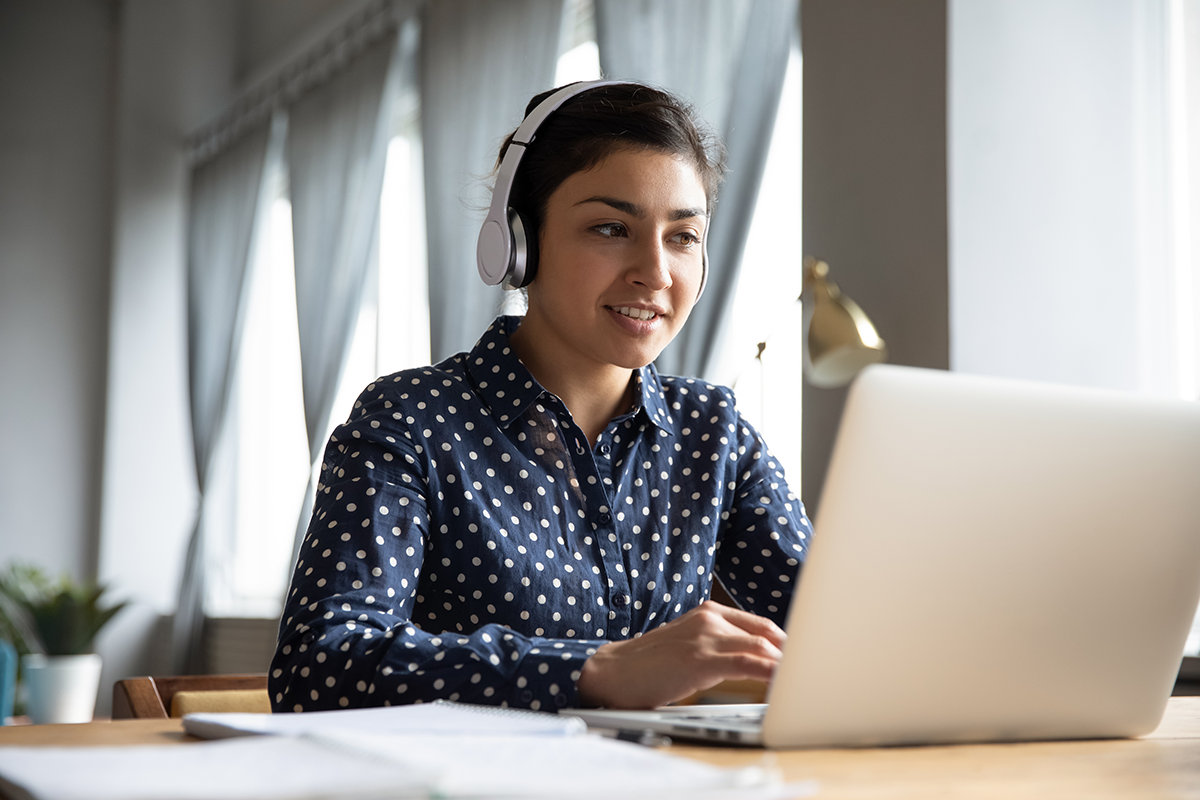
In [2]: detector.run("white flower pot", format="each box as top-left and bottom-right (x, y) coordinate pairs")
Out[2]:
(21, 653), (102, 724)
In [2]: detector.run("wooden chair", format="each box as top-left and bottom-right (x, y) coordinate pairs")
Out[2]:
(112, 674), (270, 719)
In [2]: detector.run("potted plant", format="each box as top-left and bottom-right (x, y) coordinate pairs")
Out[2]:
(0, 564), (127, 723)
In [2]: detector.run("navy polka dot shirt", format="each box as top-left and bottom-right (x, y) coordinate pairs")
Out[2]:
(271, 316), (812, 713)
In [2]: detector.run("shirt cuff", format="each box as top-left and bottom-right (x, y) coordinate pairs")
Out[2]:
(505, 638), (605, 711)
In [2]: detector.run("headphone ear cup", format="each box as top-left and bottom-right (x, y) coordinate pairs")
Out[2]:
(507, 208), (538, 288)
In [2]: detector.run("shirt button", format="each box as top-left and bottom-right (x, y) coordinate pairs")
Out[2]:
(597, 511), (612, 525)
(600, 443), (611, 455)
(521, 690), (534, 704)
(302, 630), (317, 644)
(612, 594), (629, 608)
(553, 693), (568, 708)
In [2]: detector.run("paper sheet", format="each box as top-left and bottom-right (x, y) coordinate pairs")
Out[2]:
(183, 699), (585, 740)
(0, 736), (418, 800)
(0, 730), (818, 800)
(305, 729), (818, 799)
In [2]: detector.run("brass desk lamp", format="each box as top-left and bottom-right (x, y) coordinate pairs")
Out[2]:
(801, 256), (887, 387)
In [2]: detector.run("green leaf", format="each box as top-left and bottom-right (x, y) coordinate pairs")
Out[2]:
(0, 564), (127, 656)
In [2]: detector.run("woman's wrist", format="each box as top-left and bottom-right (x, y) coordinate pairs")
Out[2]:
(575, 640), (620, 707)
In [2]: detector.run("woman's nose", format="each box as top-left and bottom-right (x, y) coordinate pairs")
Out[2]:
(627, 240), (672, 290)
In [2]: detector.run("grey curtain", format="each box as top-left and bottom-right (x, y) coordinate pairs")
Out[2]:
(289, 25), (412, 560)
(596, 0), (799, 379)
(175, 116), (282, 673)
(421, 0), (566, 361)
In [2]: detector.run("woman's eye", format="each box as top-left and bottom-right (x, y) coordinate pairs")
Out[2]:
(671, 231), (701, 246)
(594, 223), (627, 238)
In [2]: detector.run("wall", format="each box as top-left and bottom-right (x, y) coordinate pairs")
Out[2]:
(0, 1), (117, 580)
(96, 0), (241, 713)
(800, 0), (951, 516)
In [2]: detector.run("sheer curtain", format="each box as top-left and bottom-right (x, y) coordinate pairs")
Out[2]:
(288, 24), (414, 561)
(421, 0), (566, 361)
(949, 0), (1198, 396)
(175, 117), (282, 672)
(595, 0), (799, 379)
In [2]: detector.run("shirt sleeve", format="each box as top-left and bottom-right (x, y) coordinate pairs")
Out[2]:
(714, 402), (812, 628)
(269, 387), (605, 713)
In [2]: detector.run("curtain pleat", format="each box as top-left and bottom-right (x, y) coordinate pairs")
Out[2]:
(596, 0), (799, 379)
(288, 27), (411, 562)
(420, 0), (566, 362)
(175, 117), (280, 673)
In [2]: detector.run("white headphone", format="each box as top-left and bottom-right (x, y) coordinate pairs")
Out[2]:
(476, 80), (709, 296)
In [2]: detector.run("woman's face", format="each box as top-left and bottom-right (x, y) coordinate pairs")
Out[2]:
(522, 147), (708, 374)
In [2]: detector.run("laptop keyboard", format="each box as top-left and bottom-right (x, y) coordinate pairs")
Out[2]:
(674, 708), (766, 726)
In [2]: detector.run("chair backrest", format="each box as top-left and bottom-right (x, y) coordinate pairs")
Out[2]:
(112, 674), (269, 719)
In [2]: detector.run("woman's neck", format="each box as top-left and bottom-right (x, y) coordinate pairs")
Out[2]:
(509, 324), (636, 446)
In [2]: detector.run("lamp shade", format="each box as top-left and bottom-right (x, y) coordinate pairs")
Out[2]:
(802, 257), (888, 387)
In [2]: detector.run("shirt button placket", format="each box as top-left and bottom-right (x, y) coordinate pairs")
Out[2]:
(593, 507), (631, 636)
(596, 539), (633, 638)
(583, 427), (630, 637)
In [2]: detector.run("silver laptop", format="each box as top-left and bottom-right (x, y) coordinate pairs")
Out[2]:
(567, 365), (1200, 748)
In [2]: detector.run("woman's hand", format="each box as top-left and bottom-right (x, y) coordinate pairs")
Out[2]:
(575, 601), (786, 709)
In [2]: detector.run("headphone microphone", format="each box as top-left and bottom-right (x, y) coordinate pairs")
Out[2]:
(476, 80), (709, 297)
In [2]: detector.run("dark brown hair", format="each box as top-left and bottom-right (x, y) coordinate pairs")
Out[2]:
(496, 82), (726, 242)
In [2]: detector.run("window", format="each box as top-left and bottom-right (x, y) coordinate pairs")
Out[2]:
(217, 86), (428, 620)
(556, 0), (601, 85)
(329, 82), (430, 450)
(712, 40), (803, 475)
(216, 172), (310, 619)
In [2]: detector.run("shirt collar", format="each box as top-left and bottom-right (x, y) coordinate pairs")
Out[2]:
(464, 316), (545, 429)
(633, 362), (675, 434)
(465, 315), (675, 435)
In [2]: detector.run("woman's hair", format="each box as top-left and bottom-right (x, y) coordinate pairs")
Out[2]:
(496, 82), (726, 244)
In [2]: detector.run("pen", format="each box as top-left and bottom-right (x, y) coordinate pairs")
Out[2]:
(595, 727), (672, 748)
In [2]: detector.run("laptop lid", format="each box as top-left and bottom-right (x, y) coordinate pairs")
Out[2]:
(762, 365), (1200, 748)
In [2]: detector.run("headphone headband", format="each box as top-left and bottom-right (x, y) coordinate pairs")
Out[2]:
(477, 80), (709, 298)
(478, 81), (625, 288)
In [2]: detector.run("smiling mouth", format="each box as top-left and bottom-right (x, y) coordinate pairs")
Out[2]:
(613, 306), (658, 321)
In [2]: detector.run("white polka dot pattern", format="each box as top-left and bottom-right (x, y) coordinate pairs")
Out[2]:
(270, 316), (811, 713)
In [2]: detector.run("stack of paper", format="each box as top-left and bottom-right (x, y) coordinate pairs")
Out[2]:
(182, 698), (585, 739)
(0, 701), (817, 800)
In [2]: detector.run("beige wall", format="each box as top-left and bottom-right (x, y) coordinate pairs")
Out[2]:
(0, 0), (118, 582)
(800, 0), (951, 515)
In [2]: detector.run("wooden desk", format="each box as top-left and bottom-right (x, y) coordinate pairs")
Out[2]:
(2, 698), (1199, 799)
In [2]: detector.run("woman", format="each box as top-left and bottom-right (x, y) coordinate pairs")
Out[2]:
(270, 82), (812, 713)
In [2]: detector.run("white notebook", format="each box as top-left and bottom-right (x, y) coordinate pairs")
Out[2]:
(183, 698), (584, 739)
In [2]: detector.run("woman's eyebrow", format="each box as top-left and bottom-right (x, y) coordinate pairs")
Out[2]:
(669, 206), (708, 222)
(577, 196), (707, 221)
